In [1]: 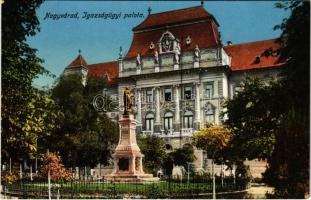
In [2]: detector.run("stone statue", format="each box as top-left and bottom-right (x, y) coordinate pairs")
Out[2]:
(154, 50), (159, 64)
(123, 87), (134, 115)
(194, 45), (200, 61)
(174, 40), (181, 64)
(136, 54), (141, 68)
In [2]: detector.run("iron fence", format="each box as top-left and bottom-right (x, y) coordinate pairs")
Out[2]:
(3, 176), (249, 199)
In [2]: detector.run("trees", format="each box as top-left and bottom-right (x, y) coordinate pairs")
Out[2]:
(193, 124), (231, 199)
(223, 2), (309, 197)
(40, 152), (72, 181)
(1, 0), (61, 162)
(263, 2), (310, 198)
(170, 144), (196, 170)
(47, 74), (118, 169)
(223, 77), (279, 162)
(137, 135), (167, 175)
(193, 124), (232, 160)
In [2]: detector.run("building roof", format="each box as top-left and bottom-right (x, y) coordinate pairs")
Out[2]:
(224, 39), (284, 71)
(125, 6), (220, 60)
(133, 6), (218, 31)
(87, 61), (119, 85)
(67, 54), (87, 68)
(125, 21), (220, 60)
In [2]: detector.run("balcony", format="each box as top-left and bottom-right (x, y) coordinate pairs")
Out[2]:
(142, 130), (153, 136)
(181, 128), (193, 136)
(141, 128), (194, 138)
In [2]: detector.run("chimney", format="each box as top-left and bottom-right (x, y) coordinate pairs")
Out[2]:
(227, 41), (232, 46)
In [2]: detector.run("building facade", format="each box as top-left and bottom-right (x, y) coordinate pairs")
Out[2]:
(64, 5), (283, 173)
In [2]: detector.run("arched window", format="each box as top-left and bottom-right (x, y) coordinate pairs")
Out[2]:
(164, 112), (173, 130)
(145, 113), (154, 131)
(184, 111), (193, 128)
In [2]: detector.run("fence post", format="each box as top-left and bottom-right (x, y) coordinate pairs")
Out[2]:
(168, 175), (171, 195)
(212, 159), (216, 199)
(48, 169), (51, 200)
(71, 180), (73, 198)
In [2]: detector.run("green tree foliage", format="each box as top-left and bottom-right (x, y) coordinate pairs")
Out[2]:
(137, 135), (166, 175)
(264, 2), (310, 198)
(1, 0), (58, 162)
(160, 144), (196, 176)
(223, 77), (279, 161)
(170, 144), (196, 170)
(47, 74), (119, 168)
(223, 2), (309, 197)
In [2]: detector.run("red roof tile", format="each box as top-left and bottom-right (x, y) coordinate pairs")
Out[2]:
(125, 21), (220, 59)
(133, 6), (218, 31)
(68, 55), (87, 68)
(224, 39), (284, 71)
(87, 61), (119, 85)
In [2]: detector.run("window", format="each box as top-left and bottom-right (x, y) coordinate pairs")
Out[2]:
(205, 103), (215, 124)
(206, 114), (215, 124)
(184, 111), (193, 128)
(164, 88), (172, 101)
(164, 112), (173, 130)
(205, 83), (213, 98)
(145, 113), (154, 131)
(184, 86), (192, 100)
(146, 89), (153, 103)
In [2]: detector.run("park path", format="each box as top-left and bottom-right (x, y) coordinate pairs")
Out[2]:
(246, 183), (274, 199)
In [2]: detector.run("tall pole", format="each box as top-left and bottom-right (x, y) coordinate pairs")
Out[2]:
(19, 163), (22, 179)
(47, 149), (51, 200)
(221, 161), (224, 187)
(9, 157), (12, 174)
(30, 165), (33, 181)
(48, 169), (51, 200)
(212, 159), (216, 199)
(187, 162), (190, 184)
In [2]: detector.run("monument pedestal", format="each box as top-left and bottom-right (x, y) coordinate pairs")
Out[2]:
(104, 114), (158, 182)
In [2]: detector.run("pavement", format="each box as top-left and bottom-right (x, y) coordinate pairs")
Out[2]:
(246, 183), (274, 199)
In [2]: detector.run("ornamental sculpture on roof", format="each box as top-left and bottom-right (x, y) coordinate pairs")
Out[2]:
(194, 45), (200, 61)
(136, 54), (141, 68)
(154, 50), (159, 64)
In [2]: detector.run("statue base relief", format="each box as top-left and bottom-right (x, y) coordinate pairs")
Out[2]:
(104, 114), (159, 182)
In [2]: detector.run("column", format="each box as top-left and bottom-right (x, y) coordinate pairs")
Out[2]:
(139, 157), (144, 173)
(131, 157), (136, 174)
(113, 158), (118, 173)
(154, 87), (161, 133)
(136, 89), (142, 133)
(194, 82), (201, 130)
(173, 85), (181, 131)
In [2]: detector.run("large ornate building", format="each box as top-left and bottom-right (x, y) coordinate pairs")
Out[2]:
(64, 5), (283, 172)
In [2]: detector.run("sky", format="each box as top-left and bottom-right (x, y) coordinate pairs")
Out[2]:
(28, 1), (290, 88)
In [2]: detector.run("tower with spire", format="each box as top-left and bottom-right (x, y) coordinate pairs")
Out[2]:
(63, 49), (88, 86)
